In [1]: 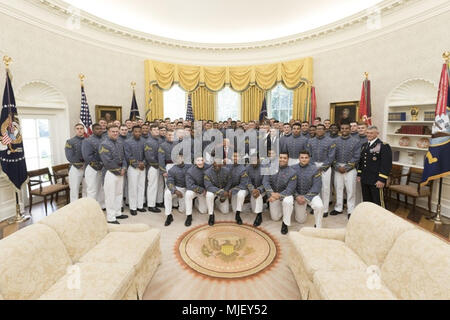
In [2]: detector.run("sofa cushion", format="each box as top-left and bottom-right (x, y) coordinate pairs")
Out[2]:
(39, 262), (135, 300)
(345, 202), (415, 267)
(79, 229), (160, 271)
(289, 233), (367, 281)
(0, 224), (72, 300)
(381, 229), (450, 300)
(39, 198), (108, 262)
(313, 270), (396, 300)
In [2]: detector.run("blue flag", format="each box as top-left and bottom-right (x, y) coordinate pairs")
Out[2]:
(421, 63), (450, 186)
(185, 93), (194, 121)
(0, 69), (28, 189)
(129, 89), (140, 121)
(259, 97), (268, 122)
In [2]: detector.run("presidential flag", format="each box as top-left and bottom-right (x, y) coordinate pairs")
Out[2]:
(185, 93), (194, 121)
(129, 88), (140, 121)
(0, 68), (28, 189)
(421, 61), (450, 186)
(259, 97), (268, 122)
(359, 75), (372, 125)
(80, 84), (93, 137)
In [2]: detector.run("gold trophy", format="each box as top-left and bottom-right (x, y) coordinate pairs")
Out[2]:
(410, 107), (419, 121)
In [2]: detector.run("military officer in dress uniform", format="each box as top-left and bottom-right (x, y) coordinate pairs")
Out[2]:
(124, 125), (147, 216)
(246, 155), (266, 227)
(228, 152), (250, 225)
(282, 122), (309, 166)
(163, 154), (190, 226)
(263, 152), (297, 234)
(205, 157), (232, 226)
(81, 123), (105, 209)
(357, 126), (392, 208)
(291, 150), (324, 228)
(65, 123), (87, 202)
(99, 125), (128, 224)
(184, 156), (209, 226)
(306, 124), (336, 217)
(145, 124), (163, 213)
(355, 122), (369, 206)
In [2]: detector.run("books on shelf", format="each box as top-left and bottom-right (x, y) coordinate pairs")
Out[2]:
(388, 112), (406, 121)
(395, 125), (431, 135)
(424, 111), (435, 121)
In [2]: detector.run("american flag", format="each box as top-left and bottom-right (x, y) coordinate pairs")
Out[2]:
(80, 85), (93, 137)
(185, 93), (194, 121)
(1, 133), (12, 146)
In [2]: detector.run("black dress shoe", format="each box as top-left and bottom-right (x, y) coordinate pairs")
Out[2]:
(116, 215), (128, 219)
(348, 214), (351, 219)
(235, 212), (243, 225)
(164, 214), (173, 226)
(208, 214), (215, 226)
(281, 222), (288, 235)
(253, 213), (262, 227)
(108, 220), (120, 224)
(137, 208), (147, 212)
(148, 207), (161, 213)
(323, 212), (329, 218)
(185, 215), (192, 227)
(130, 210), (137, 216)
(330, 210), (343, 216)
(102, 208), (106, 211)
(156, 203), (164, 208)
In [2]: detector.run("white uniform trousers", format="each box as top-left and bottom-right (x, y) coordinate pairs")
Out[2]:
(250, 193), (264, 214)
(68, 165), (85, 203)
(288, 158), (299, 166)
(320, 167), (332, 213)
(355, 180), (363, 207)
(164, 187), (186, 215)
(163, 164), (177, 206)
(206, 192), (230, 215)
(231, 190), (248, 213)
(185, 190), (207, 215)
(294, 195), (324, 228)
(269, 195), (294, 226)
(104, 171), (124, 222)
(127, 166), (146, 210)
(334, 168), (357, 214)
(85, 165), (104, 208)
(147, 167), (160, 207)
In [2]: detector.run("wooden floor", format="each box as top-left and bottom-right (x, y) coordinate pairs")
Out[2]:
(1, 197), (449, 241)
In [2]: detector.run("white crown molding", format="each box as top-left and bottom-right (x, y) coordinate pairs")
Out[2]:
(0, 0), (449, 64)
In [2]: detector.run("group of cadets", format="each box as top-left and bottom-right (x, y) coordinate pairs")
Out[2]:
(65, 116), (391, 234)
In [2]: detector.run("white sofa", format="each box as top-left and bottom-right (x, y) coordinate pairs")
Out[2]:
(0, 198), (161, 300)
(288, 202), (450, 300)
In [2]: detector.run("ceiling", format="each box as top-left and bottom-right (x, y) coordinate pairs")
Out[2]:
(62, 0), (384, 44)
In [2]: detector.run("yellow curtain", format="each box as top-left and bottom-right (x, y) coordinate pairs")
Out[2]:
(146, 84), (164, 120)
(144, 57), (313, 121)
(241, 86), (265, 122)
(191, 86), (216, 121)
(293, 83), (311, 121)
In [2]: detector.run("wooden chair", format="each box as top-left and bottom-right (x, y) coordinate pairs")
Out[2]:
(27, 167), (70, 215)
(387, 167), (433, 214)
(386, 164), (404, 203)
(51, 163), (70, 185)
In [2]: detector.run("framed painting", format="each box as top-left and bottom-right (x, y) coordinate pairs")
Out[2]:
(330, 101), (360, 127)
(95, 105), (122, 123)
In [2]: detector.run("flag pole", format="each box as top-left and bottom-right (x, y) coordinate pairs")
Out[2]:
(3, 56), (31, 224)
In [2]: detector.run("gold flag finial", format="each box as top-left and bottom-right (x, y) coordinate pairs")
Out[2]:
(364, 72), (369, 79)
(79, 74), (85, 86)
(131, 81), (136, 89)
(3, 56), (12, 68)
(443, 51), (449, 63)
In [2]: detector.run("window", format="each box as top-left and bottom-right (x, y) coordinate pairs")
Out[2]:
(164, 84), (187, 121)
(22, 118), (52, 175)
(268, 83), (293, 123)
(217, 86), (240, 121)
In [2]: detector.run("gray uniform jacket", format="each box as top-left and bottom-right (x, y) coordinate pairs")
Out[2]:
(291, 163), (322, 202)
(167, 164), (191, 193)
(333, 135), (361, 172)
(204, 166), (232, 197)
(144, 135), (161, 168)
(99, 137), (127, 175)
(282, 134), (309, 159)
(124, 137), (146, 169)
(306, 135), (336, 171)
(158, 140), (178, 173)
(227, 164), (249, 195)
(186, 165), (207, 194)
(81, 134), (104, 171)
(65, 136), (84, 169)
(246, 164), (265, 194)
(263, 165), (297, 200)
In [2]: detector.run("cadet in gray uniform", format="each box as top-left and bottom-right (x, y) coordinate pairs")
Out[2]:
(205, 158), (232, 226)
(263, 152), (297, 234)
(164, 154), (190, 226)
(81, 123), (105, 209)
(282, 122), (309, 166)
(228, 152), (250, 225)
(99, 125), (128, 224)
(145, 124), (162, 213)
(291, 150), (324, 228)
(119, 124), (129, 209)
(65, 123), (86, 203)
(184, 156), (208, 226)
(330, 123), (361, 218)
(246, 155), (266, 227)
(306, 124), (336, 217)
(124, 125), (147, 216)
